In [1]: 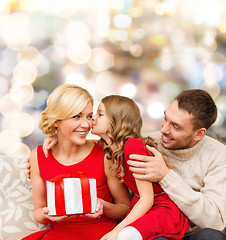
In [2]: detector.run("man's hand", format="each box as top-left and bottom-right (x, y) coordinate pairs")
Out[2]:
(26, 158), (31, 179)
(127, 146), (170, 182)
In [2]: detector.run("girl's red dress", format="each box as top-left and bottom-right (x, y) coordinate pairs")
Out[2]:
(123, 138), (190, 240)
(22, 143), (117, 240)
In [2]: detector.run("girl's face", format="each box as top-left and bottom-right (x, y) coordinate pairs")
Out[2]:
(54, 102), (93, 145)
(92, 102), (110, 142)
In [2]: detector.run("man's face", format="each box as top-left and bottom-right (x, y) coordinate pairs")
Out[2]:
(160, 100), (199, 150)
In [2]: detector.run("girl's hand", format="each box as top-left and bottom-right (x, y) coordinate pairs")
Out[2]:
(26, 135), (58, 179)
(100, 230), (119, 240)
(83, 198), (103, 219)
(42, 134), (58, 157)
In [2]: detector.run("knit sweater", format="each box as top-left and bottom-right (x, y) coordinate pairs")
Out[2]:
(149, 131), (226, 234)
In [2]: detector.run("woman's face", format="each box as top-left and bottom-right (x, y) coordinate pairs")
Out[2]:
(55, 102), (93, 145)
(92, 102), (110, 142)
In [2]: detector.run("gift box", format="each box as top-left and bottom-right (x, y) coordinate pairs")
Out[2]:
(46, 173), (97, 215)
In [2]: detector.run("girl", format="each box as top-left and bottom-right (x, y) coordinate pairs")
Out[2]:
(22, 85), (130, 240)
(92, 95), (190, 240)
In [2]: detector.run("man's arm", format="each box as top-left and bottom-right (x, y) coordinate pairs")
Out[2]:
(159, 164), (226, 231)
(128, 145), (226, 231)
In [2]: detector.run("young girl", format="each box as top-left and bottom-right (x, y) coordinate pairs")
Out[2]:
(22, 85), (130, 240)
(92, 95), (190, 240)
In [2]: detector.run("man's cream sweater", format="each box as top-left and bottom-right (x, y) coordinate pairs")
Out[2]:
(150, 131), (226, 234)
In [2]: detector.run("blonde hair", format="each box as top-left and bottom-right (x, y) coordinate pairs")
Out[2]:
(39, 84), (93, 135)
(99, 95), (157, 180)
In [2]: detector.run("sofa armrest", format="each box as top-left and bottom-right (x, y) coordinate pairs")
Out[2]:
(0, 155), (48, 240)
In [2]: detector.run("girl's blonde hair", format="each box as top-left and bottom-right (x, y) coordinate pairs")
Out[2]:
(39, 84), (93, 135)
(99, 95), (158, 180)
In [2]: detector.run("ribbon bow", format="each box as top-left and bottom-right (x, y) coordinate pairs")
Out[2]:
(48, 172), (92, 215)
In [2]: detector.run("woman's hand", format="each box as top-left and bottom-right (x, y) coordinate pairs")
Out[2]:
(83, 198), (103, 219)
(42, 207), (77, 223)
(45, 199), (104, 222)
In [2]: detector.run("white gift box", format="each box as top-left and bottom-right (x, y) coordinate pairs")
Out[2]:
(46, 175), (97, 216)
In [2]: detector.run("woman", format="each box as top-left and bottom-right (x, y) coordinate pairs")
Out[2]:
(22, 85), (130, 240)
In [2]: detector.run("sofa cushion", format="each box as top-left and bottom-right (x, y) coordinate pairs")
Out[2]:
(0, 155), (48, 240)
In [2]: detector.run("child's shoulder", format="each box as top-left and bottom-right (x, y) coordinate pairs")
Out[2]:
(125, 137), (144, 146)
(124, 138), (145, 152)
(124, 138), (147, 158)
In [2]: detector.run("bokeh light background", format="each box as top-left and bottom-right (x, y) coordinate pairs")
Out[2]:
(0, 0), (226, 158)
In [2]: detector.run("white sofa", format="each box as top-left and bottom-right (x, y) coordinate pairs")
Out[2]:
(0, 155), (48, 240)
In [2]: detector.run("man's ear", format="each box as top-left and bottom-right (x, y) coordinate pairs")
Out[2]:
(194, 128), (206, 141)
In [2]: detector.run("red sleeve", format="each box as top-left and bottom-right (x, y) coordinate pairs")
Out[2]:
(123, 138), (153, 162)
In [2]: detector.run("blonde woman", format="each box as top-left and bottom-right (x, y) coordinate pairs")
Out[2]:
(22, 85), (130, 240)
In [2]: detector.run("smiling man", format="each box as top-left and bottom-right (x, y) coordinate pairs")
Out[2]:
(128, 89), (226, 240)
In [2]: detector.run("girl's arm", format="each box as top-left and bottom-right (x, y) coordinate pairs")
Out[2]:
(101, 138), (155, 240)
(26, 136), (58, 179)
(42, 135), (99, 157)
(120, 178), (154, 226)
(101, 157), (131, 220)
(102, 177), (154, 240)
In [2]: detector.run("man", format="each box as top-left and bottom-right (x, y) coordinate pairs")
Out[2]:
(128, 89), (226, 240)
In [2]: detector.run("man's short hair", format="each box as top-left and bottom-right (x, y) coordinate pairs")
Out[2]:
(175, 89), (217, 130)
